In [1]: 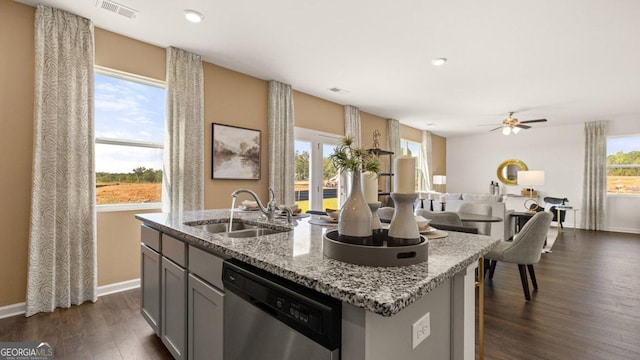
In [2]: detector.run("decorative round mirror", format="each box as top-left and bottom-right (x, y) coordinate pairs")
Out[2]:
(497, 159), (528, 186)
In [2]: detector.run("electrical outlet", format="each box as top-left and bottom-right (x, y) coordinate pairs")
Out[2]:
(412, 312), (430, 349)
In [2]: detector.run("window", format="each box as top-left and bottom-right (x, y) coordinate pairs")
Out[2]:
(294, 128), (340, 213)
(400, 139), (422, 191)
(94, 68), (166, 208)
(607, 135), (640, 195)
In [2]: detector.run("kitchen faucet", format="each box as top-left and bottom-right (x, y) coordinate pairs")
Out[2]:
(231, 187), (293, 224)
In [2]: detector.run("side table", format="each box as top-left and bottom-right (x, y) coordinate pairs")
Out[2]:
(555, 205), (578, 236)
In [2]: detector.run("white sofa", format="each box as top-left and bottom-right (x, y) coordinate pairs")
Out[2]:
(429, 193), (514, 241)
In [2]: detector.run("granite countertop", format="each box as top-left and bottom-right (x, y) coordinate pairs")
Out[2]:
(136, 209), (499, 317)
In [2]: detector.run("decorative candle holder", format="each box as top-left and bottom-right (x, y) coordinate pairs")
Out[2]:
(368, 202), (382, 230)
(441, 201), (446, 211)
(368, 201), (384, 246)
(429, 199), (434, 211)
(389, 193), (420, 245)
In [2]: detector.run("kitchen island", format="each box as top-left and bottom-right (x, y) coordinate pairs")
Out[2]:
(137, 209), (499, 360)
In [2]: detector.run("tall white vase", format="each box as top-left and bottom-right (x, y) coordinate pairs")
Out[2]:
(339, 172), (373, 240)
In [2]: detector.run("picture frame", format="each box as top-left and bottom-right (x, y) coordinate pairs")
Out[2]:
(211, 123), (261, 180)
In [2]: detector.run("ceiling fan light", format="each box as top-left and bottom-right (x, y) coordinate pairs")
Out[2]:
(502, 126), (511, 135)
(512, 127), (521, 134)
(184, 9), (204, 23)
(431, 58), (447, 66)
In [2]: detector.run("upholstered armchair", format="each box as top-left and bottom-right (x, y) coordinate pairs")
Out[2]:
(484, 211), (553, 300)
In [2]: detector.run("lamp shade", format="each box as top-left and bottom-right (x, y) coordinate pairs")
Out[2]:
(433, 175), (446, 185)
(517, 170), (545, 186)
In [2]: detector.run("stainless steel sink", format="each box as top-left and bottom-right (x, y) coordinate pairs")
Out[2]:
(186, 220), (288, 238)
(191, 222), (259, 233)
(224, 228), (283, 238)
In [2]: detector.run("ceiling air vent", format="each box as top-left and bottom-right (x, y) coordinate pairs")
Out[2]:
(96, 0), (138, 19)
(329, 87), (350, 95)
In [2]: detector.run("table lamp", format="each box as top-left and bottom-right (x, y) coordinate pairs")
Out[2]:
(433, 175), (446, 192)
(517, 170), (545, 211)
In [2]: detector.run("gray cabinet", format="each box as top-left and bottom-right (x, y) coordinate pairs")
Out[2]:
(188, 245), (225, 360)
(161, 257), (187, 360)
(140, 225), (225, 360)
(188, 274), (224, 360)
(140, 225), (161, 335)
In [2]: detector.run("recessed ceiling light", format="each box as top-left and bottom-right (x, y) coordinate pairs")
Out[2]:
(431, 58), (447, 66)
(184, 9), (204, 23)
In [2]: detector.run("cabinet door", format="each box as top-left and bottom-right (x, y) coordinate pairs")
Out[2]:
(141, 244), (161, 335)
(188, 274), (224, 360)
(161, 257), (187, 360)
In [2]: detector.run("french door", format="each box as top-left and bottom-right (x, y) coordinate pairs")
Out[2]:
(294, 128), (341, 213)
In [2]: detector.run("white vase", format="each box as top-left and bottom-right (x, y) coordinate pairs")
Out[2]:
(339, 171), (373, 240)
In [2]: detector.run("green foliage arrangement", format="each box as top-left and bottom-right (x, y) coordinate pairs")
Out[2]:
(329, 136), (381, 174)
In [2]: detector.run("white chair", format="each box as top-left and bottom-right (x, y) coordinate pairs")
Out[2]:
(458, 203), (493, 235)
(484, 211), (553, 300)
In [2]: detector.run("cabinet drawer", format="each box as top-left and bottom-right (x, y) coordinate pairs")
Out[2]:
(162, 234), (187, 267)
(189, 246), (224, 290)
(141, 225), (161, 252)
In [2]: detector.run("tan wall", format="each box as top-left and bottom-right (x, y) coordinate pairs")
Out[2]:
(431, 134), (447, 192)
(0, 0), (34, 307)
(360, 112), (388, 149)
(0, 0), (443, 307)
(95, 29), (166, 81)
(400, 124), (422, 143)
(96, 209), (158, 285)
(203, 63), (270, 208)
(293, 91), (344, 135)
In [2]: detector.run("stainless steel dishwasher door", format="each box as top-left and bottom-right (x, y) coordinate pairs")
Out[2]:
(223, 260), (340, 360)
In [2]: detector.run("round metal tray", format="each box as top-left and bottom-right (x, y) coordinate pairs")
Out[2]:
(323, 229), (428, 267)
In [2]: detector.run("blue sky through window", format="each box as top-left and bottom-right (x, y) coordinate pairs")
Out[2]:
(95, 73), (166, 173)
(607, 136), (639, 156)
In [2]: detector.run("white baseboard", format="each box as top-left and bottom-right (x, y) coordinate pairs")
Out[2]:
(0, 302), (26, 319)
(0, 278), (141, 320)
(97, 278), (140, 297)
(604, 226), (640, 234)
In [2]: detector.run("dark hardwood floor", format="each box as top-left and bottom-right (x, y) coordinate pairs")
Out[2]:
(479, 229), (640, 360)
(0, 288), (172, 359)
(0, 229), (638, 359)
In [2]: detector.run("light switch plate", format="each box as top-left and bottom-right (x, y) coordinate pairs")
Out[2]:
(412, 312), (430, 349)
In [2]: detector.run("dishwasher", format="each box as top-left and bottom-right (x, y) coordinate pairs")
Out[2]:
(222, 259), (341, 360)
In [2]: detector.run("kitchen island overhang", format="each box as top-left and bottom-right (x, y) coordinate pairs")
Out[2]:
(136, 209), (499, 317)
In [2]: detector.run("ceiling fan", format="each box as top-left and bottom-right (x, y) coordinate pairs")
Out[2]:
(489, 112), (547, 135)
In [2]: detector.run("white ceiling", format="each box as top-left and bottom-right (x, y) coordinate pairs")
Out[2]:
(14, 0), (640, 137)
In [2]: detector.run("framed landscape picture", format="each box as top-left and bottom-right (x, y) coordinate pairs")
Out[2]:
(212, 123), (261, 180)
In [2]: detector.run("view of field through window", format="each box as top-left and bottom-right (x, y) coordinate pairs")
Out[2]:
(607, 135), (640, 195)
(95, 71), (166, 205)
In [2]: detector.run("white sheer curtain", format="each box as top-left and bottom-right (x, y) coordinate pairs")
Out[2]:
(340, 105), (362, 206)
(344, 105), (361, 146)
(268, 80), (295, 205)
(582, 121), (608, 230)
(387, 118), (401, 160)
(27, 5), (96, 317)
(163, 47), (204, 213)
(419, 130), (433, 191)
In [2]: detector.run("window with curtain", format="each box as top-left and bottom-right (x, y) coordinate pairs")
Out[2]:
(94, 68), (166, 209)
(400, 139), (422, 191)
(607, 135), (640, 195)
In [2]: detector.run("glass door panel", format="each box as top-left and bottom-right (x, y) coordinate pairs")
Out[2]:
(294, 141), (311, 213)
(321, 144), (339, 212)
